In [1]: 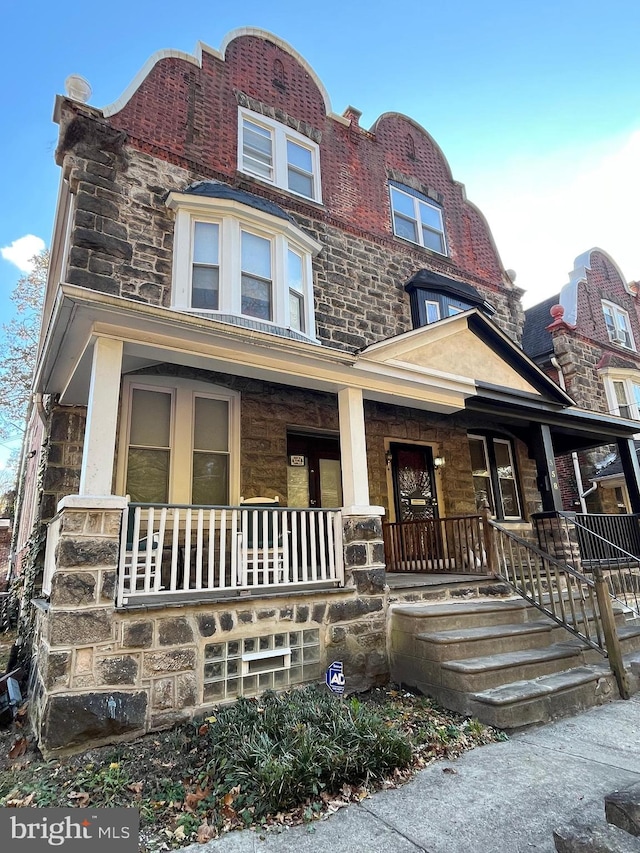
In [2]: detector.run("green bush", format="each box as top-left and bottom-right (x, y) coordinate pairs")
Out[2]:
(194, 686), (412, 818)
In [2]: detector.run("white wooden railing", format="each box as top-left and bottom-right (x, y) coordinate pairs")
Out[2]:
(117, 503), (344, 606)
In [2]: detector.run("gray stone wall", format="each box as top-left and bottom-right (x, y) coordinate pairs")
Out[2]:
(32, 501), (387, 756)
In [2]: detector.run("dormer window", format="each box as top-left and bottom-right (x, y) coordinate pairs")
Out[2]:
(404, 269), (495, 330)
(390, 184), (446, 255)
(602, 300), (635, 350)
(238, 108), (322, 203)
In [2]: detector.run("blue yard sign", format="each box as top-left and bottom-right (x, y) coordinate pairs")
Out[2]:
(325, 660), (345, 694)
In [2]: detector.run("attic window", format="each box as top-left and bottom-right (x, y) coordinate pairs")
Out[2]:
(602, 300), (635, 350)
(404, 270), (496, 330)
(390, 184), (446, 255)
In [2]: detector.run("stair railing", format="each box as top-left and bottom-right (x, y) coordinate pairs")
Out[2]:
(482, 510), (630, 699)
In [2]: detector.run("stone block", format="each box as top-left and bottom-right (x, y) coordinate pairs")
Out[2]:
(40, 691), (147, 754)
(150, 710), (190, 730)
(122, 620), (153, 648)
(327, 597), (384, 623)
(605, 785), (640, 837)
(197, 614), (216, 637)
(97, 655), (139, 686)
(75, 648), (93, 674)
(345, 544), (367, 567)
(50, 572), (97, 606)
(295, 605), (309, 623)
(176, 673), (197, 708)
(60, 512), (86, 534)
(219, 612), (234, 631)
(351, 567), (385, 594)
(142, 648), (196, 676)
(50, 610), (113, 646)
(56, 536), (119, 569)
(312, 603), (327, 623)
(553, 823), (640, 853)
(158, 617), (194, 646)
(343, 516), (383, 542)
(44, 652), (71, 689)
(152, 677), (175, 710)
(258, 609), (277, 620)
(100, 571), (116, 603)
(238, 611), (254, 624)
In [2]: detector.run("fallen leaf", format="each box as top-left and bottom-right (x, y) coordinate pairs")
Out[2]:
(127, 782), (144, 795)
(197, 819), (216, 843)
(184, 786), (209, 812)
(8, 737), (28, 760)
(68, 791), (90, 807)
(198, 724), (209, 736)
(173, 826), (186, 842)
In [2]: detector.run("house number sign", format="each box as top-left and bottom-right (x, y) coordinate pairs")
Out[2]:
(289, 455), (306, 466)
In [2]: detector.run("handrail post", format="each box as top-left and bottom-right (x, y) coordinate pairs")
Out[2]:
(480, 502), (498, 575)
(593, 565), (630, 699)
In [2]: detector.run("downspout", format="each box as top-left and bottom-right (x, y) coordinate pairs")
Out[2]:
(551, 357), (594, 513)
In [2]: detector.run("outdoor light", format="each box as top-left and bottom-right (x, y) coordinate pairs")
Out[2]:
(433, 456), (446, 469)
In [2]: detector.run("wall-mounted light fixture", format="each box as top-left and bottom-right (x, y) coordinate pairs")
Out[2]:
(433, 456), (446, 469)
(385, 450), (393, 467)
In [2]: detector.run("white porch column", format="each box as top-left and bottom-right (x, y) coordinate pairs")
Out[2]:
(338, 386), (382, 515)
(79, 337), (123, 495)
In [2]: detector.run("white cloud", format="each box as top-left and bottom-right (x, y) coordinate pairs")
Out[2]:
(1, 234), (46, 273)
(464, 128), (640, 308)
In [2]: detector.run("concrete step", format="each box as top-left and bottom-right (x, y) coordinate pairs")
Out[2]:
(439, 644), (584, 692)
(617, 625), (640, 655)
(468, 666), (614, 729)
(390, 598), (532, 633)
(414, 620), (557, 661)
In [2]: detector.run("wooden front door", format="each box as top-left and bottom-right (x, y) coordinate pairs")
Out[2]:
(391, 443), (438, 522)
(287, 433), (342, 508)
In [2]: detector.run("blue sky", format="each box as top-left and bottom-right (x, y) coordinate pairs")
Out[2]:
(0, 1), (639, 420)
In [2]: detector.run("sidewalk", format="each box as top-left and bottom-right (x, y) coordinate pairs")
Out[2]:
(181, 695), (640, 853)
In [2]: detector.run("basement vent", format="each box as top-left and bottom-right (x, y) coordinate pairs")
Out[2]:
(203, 629), (321, 702)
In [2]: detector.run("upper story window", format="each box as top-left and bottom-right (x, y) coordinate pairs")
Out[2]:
(239, 109), (322, 203)
(602, 371), (640, 422)
(390, 184), (446, 255)
(168, 186), (322, 340)
(602, 300), (635, 350)
(404, 270), (495, 330)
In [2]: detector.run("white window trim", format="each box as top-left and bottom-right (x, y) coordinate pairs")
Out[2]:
(469, 433), (521, 521)
(390, 184), (447, 256)
(116, 375), (241, 505)
(602, 299), (636, 350)
(167, 192), (321, 341)
(602, 369), (640, 423)
(493, 437), (521, 521)
(238, 108), (323, 204)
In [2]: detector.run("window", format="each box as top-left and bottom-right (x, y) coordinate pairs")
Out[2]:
(390, 185), (446, 254)
(239, 109), (322, 203)
(168, 191), (321, 339)
(602, 300), (635, 350)
(469, 434), (521, 520)
(603, 372), (640, 421)
(117, 377), (240, 506)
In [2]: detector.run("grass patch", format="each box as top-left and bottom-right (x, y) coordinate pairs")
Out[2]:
(0, 685), (504, 849)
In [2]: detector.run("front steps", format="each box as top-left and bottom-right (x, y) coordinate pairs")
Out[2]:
(389, 598), (640, 729)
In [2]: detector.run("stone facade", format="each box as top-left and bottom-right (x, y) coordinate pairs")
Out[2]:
(31, 500), (387, 755)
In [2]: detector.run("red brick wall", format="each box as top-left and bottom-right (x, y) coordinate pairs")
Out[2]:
(108, 33), (508, 294)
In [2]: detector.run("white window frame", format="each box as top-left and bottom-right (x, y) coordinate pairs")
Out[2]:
(167, 192), (321, 340)
(602, 370), (640, 423)
(390, 185), (447, 255)
(602, 300), (636, 350)
(238, 108), (322, 204)
(116, 375), (241, 505)
(469, 433), (521, 521)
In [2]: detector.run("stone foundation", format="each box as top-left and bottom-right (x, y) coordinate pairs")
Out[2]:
(30, 500), (388, 756)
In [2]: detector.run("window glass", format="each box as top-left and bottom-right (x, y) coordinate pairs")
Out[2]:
(241, 232), (271, 279)
(469, 436), (494, 513)
(193, 222), (219, 265)
(192, 453), (229, 505)
(242, 120), (273, 180)
(287, 141), (314, 198)
(288, 250), (303, 291)
(192, 223), (219, 309)
(418, 201), (442, 231)
(391, 187), (415, 217)
(194, 397), (228, 452)
(494, 439), (521, 518)
(390, 185), (446, 255)
(289, 291), (304, 332)
(127, 388), (172, 503)
(130, 389), (171, 447)
(425, 301), (440, 324)
(422, 228), (444, 253)
(126, 449), (170, 503)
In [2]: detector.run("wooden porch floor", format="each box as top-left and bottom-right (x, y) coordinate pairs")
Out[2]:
(386, 572), (493, 589)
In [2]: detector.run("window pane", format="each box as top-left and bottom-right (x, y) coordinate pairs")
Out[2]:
(418, 201), (442, 231)
(192, 452), (228, 505)
(290, 290), (304, 332)
(193, 222), (219, 265)
(493, 440), (513, 474)
(130, 389), (171, 447)
(126, 448), (169, 503)
(422, 227), (444, 253)
(288, 249), (303, 292)
(242, 274), (272, 320)
(241, 232), (271, 279)
(287, 140), (313, 172)
(469, 437), (493, 512)
(469, 438), (488, 475)
(499, 479), (519, 518)
(243, 121), (273, 178)
(448, 304), (463, 316)
(393, 214), (418, 242)
(194, 397), (228, 452)
(288, 168), (314, 198)
(425, 301), (440, 324)
(391, 187), (415, 217)
(192, 266), (219, 309)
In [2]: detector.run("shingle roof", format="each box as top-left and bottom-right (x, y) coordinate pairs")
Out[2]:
(522, 294), (560, 361)
(183, 181), (294, 222)
(593, 441), (640, 480)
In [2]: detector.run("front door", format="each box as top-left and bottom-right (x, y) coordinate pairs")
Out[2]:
(287, 433), (342, 508)
(390, 443), (438, 521)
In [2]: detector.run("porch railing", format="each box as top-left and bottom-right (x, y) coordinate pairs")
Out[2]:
(490, 520), (630, 698)
(117, 503), (344, 607)
(532, 511), (640, 617)
(383, 514), (488, 574)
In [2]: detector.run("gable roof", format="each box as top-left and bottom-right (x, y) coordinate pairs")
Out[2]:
(522, 294), (559, 361)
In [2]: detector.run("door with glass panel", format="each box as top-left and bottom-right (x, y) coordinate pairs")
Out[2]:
(286, 433), (342, 508)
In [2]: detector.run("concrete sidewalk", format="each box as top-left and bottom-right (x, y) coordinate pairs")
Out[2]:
(181, 695), (640, 853)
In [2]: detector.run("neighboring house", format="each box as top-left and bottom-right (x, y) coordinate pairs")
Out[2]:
(14, 30), (640, 754)
(523, 248), (640, 512)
